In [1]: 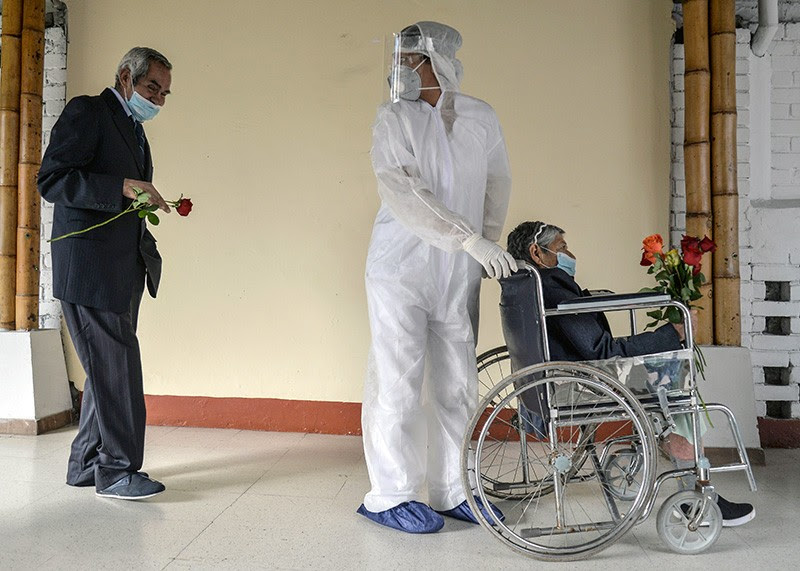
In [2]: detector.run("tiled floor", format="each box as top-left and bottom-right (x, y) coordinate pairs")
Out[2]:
(0, 425), (796, 570)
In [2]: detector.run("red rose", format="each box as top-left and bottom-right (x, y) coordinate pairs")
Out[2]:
(683, 247), (702, 267)
(680, 235), (700, 254)
(699, 235), (716, 253)
(692, 263), (702, 276)
(176, 198), (193, 217)
(680, 234), (704, 267)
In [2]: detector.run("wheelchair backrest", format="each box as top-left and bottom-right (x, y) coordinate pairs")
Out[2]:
(499, 264), (550, 432)
(498, 264), (548, 373)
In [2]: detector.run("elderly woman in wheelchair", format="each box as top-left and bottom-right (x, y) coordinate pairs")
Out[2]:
(459, 221), (756, 560)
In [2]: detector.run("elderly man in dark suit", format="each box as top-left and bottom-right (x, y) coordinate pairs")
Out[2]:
(38, 47), (172, 500)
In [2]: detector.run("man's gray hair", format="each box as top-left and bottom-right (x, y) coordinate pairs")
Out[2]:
(507, 221), (565, 265)
(116, 47), (172, 86)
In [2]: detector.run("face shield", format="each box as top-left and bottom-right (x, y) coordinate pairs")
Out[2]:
(385, 26), (432, 102)
(384, 22), (463, 103)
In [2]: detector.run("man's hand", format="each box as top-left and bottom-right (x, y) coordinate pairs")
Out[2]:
(672, 309), (699, 343)
(123, 179), (171, 213)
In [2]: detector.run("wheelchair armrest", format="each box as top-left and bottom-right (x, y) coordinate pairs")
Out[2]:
(587, 289), (615, 296)
(554, 292), (672, 312)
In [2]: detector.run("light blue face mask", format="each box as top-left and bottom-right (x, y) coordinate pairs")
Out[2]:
(556, 252), (577, 276)
(542, 247), (577, 277)
(127, 90), (161, 122)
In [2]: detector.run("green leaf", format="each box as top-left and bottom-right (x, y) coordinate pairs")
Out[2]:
(646, 309), (663, 320)
(134, 192), (150, 206)
(138, 210), (147, 218)
(147, 212), (160, 225)
(665, 306), (682, 324)
(645, 320), (660, 329)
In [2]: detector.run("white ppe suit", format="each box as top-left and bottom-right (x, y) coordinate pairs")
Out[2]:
(362, 47), (512, 512)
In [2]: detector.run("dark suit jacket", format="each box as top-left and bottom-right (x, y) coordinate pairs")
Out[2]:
(540, 267), (682, 362)
(39, 88), (162, 313)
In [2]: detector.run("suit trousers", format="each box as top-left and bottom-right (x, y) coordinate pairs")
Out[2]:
(63, 260), (147, 491)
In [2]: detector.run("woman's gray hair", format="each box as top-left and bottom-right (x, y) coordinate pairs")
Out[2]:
(507, 221), (565, 265)
(116, 47), (172, 86)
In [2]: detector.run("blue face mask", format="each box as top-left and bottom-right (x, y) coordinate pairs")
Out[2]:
(541, 247), (577, 277)
(127, 90), (161, 122)
(556, 252), (577, 276)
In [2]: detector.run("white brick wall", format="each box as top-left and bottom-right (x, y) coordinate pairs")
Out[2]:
(671, 14), (800, 420)
(771, 25), (800, 202)
(40, 26), (68, 330)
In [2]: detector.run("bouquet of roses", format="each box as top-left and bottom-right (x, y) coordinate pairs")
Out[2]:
(49, 187), (192, 243)
(639, 233), (716, 380)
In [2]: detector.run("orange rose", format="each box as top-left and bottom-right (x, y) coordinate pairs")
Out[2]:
(642, 234), (664, 255)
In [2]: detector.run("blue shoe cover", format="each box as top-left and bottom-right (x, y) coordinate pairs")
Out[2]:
(437, 496), (505, 525)
(357, 501), (444, 534)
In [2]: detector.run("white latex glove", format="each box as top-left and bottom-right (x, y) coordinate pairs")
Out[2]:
(462, 233), (518, 279)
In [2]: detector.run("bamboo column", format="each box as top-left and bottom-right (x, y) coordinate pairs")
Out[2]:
(0, 0), (23, 331)
(682, 0), (714, 344)
(15, 0), (45, 330)
(710, 0), (740, 345)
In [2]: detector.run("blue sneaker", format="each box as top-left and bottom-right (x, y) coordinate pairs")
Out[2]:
(357, 501), (444, 533)
(95, 473), (165, 501)
(437, 496), (505, 525)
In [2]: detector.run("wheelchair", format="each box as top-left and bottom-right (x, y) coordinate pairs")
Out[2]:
(462, 264), (757, 561)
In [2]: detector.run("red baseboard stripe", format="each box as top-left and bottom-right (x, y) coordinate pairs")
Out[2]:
(144, 395), (363, 436)
(138, 398), (800, 447)
(757, 417), (800, 448)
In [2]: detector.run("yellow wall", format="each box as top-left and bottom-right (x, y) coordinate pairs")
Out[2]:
(61, 0), (675, 401)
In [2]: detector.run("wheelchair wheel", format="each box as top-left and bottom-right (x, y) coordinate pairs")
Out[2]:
(656, 490), (722, 554)
(475, 347), (588, 500)
(477, 346), (512, 401)
(462, 361), (657, 561)
(601, 446), (643, 501)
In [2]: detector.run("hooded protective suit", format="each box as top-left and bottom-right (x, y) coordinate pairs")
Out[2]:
(362, 22), (513, 514)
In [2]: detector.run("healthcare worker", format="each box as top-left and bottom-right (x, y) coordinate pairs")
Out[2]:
(358, 21), (516, 533)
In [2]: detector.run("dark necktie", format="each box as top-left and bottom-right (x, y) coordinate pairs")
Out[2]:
(133, 119), (146, 163)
